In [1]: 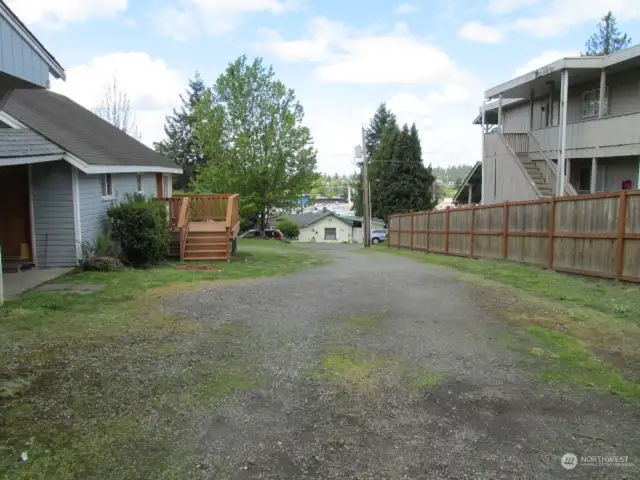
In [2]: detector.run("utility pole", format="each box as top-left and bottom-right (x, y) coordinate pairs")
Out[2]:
(361, 125), (371, 247)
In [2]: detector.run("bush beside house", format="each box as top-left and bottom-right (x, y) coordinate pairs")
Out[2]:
(107, 196), (170, 267)
(276, 218), (300, 239)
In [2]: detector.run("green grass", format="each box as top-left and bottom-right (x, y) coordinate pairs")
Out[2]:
(362, 247), (640, 400)
(317, 346), (442, 395)
(0, 243), (326, 479)
(524, 326), (640, 399)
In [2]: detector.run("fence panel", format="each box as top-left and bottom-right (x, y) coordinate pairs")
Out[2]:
(507, 201), (549, 266)
(449, 209), (472, 256)
(387, 189), (640, 284)
(623, 192), (640, 281)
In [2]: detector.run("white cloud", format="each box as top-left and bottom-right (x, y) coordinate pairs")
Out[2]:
(261, 18), (472, 85)
(153, 0), (296, 41)
(6, 0), (127, 29)
(513, 49), (580, 77)
(470, 0), (640, 41)
(395, 3), (420, 15)
(487, 0), (542, 14)
(458, 21), (504, 43)
(51, 52), (186, 146)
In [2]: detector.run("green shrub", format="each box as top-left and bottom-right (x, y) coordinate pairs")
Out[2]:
(276, 219), (300, 239)
(107, 199), (169, 267)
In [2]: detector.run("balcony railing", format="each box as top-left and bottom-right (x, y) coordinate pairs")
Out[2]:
(529, 111), (640, 156)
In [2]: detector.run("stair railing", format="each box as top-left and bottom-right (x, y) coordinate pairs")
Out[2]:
(177, 197), (190, 261)
(527, 132), (577, 196)
(497, 132), (542, 197)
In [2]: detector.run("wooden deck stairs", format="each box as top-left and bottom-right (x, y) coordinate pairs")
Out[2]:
(163, 194), (240, 262)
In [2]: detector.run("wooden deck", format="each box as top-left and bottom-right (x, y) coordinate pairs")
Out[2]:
(161, 194), (240, 261)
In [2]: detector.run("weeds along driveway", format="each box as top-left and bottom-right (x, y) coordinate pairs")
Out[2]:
(165, 245), (639, 479)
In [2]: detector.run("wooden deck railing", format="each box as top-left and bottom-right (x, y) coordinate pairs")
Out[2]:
(388, 189), (640, 283)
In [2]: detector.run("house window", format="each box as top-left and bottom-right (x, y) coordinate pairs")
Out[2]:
(581, 87), (609, 118)
(136, 173), (144, 193)
(100, 174), (114, 198)
(324, 228), (337, 241)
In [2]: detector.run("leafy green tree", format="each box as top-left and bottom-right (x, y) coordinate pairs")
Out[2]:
(192, 56), (318, 233)
(584, 11), (632, 56)
(155, 72), (208, 190)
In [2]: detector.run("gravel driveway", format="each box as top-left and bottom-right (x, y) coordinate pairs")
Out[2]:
(166, 245), (639, 479)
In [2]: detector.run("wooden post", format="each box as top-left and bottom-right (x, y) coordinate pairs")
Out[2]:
(426, 211), (431, 253)
(469, 206), (475, 258)
(410, 212), (414, 251)
(547, 197), (556, 269)
(616, 190), (628, 281)
(444, 207), (451, 255)
(503, 201), (509, 259)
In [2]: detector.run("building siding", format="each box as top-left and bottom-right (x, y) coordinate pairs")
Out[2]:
(0, 16), (49, 87)
(31, 161), (76, 267)
(298, 216), (352, 243)
(483, 132), (538, 204)
(78, 172), (159, 246)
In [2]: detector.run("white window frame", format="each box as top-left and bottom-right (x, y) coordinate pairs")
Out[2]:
(100, 173), (114, 199)
(581, 87), (609, 118)
(136, 173), (144, 194)
(324, 227), (337, 241)
(163, 174), (172, 198)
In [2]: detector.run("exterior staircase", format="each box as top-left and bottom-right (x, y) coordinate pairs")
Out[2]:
(163, 194), (240, 262)
(520, 158), (553, 197)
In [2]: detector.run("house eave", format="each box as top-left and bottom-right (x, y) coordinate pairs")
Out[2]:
(0, 2), (66, 80)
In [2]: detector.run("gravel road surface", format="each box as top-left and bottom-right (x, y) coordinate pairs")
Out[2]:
(166, 245), (639, 479)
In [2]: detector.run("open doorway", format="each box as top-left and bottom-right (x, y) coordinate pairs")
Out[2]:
(0, 165), (33, 271)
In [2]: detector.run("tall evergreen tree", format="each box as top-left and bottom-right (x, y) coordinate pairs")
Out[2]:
(154, 71), (207, 190)
(354, 103), (396, 216)
(583, 12), (632, 56)
(370, 119), (400, 219)
(375, 123), (435, 220)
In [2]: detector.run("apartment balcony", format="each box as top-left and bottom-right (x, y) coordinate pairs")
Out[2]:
(527, 111), (640, 159)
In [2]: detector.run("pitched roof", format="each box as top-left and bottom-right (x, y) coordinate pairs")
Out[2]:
(279, 211), (353, 228)
(0, 129), (64, 158)
(0, 89), (179, 171)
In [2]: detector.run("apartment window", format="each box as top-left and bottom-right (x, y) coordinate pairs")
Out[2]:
(136, 173), (144, 193)
(100, 173), (114, 198)
(324, 228), (337, 241)
(581, 87), (609, 118)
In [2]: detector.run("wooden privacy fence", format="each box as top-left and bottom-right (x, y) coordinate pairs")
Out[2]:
(388, 190), (640, 283)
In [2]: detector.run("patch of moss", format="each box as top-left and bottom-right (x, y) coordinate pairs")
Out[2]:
(343, 313), (386, 332)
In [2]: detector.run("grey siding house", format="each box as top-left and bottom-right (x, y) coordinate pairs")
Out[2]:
(470, 45), (640, 204)
(0, 89), (181, 269)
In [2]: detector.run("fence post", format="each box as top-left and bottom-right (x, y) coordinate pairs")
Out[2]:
(469, 205), (475, 258)
(426, 211), (431, 253)
(503, 201), (509, 259)
(547, 197), (556, 270)
(616, 190), (628, 281)
(410, 212), (414, 251)
(444, 206), (450, 255)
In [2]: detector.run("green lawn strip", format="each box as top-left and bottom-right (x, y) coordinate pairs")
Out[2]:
(0, 246), (324, 479)
(521, 326), (640, 400)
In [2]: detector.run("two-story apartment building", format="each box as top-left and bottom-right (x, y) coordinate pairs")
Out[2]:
(471, 45), (640, 204)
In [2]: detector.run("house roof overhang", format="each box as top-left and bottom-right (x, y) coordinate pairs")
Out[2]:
(0, 1), (66, 80)
(453, 161), (482, 205)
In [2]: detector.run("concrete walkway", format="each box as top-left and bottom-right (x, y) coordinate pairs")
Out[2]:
(1, 267), (73, 301)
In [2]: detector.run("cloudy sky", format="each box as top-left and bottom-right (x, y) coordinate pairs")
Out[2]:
(10, 0), (640, 175)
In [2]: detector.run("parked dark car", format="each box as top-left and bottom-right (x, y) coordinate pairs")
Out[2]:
(239, 229), (285, 240)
